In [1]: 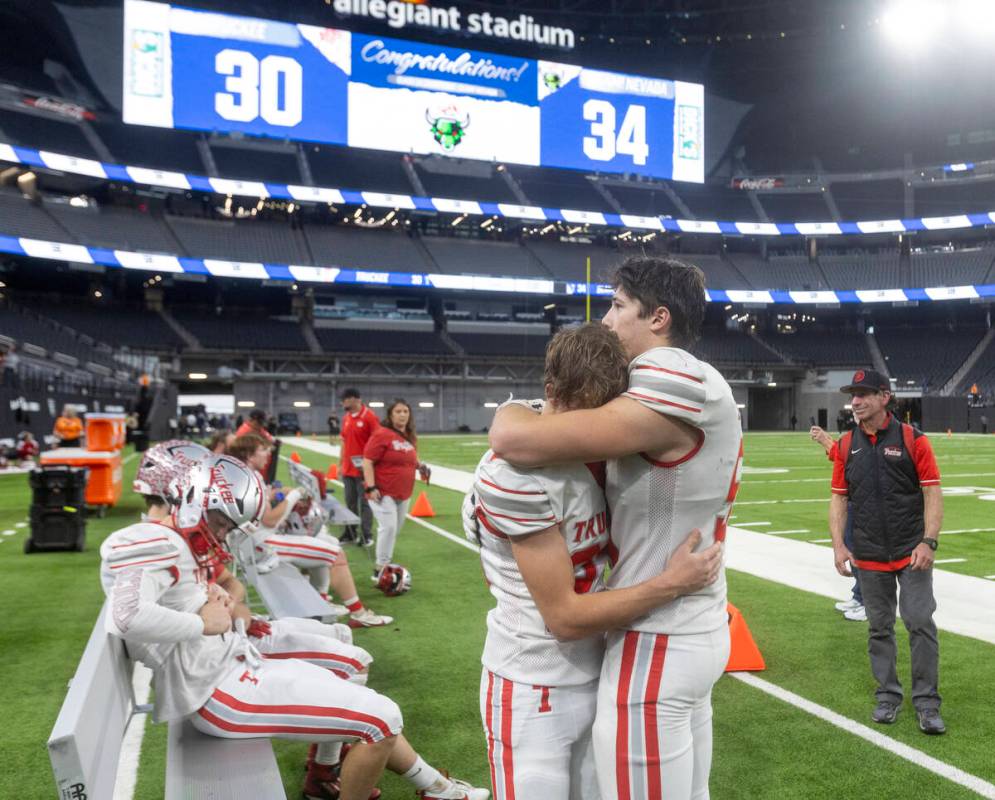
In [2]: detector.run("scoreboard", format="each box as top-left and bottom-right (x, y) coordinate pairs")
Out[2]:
(123, 0), (704, 182)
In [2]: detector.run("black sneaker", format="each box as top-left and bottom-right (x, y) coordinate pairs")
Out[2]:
(339, 529), (356, 544)
(871, 701), (900, 724)
(917, 708), (946, 735)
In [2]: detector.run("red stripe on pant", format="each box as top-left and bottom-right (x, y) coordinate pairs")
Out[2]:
(197, 706), (376, 742)
(615, 631), (640, 800)
(500, 677), (516, 800)
(209, 688), (393, 738)
(262, 650), (365, 673)
(485, 672), (499, 797)
(643, 635), (669, 800)
(275, 550), (337, 565)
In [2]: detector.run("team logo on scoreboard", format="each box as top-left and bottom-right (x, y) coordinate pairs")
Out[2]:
(129, 29), (164, 98)
(677, 104), (702, 161)
(541, 69), (562, 91)
(425, 103), (470, 152)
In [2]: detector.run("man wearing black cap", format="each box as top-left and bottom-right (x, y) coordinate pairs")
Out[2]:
(829, 369), (946, 734)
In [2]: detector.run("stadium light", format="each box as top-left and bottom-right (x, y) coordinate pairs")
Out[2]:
(881, 1), (946, 46)
(483, 402), (499, 408)
(293, 401), (311, 408)
(237, 400), (255, 408)
(188, 372), (207, 380)
(369, 401), (385, 408)
(418, 402), (435, 408)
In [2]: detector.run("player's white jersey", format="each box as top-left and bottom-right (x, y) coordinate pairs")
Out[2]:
(467, 452), (612, 687)
(607, 346), (743, 636)
(100, 522), (246, 722)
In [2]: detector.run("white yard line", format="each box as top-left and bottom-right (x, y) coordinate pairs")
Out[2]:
(942, 528), (995, 535)
(765, 529), (810, 535)
(733, 521), (771, 527)
(730, 672), (995, 799)
(122, 452), (138, 466)
(934, 558), (967, 565)
(809, 539), (833, 543)
(405, 515), (481, 554)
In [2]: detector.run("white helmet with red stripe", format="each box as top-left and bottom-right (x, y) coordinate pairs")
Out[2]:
(173, 454), (266, 566)
(376, 563), (412, 596)
(133, 440), (210, 503)
(283, 495), (329, 537)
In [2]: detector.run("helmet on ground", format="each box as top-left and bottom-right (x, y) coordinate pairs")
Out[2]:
(376, 563), (412, 597)
(284, 495), (329, 537)
(173, 454), (266, 566)
(133, 439), (210, 503)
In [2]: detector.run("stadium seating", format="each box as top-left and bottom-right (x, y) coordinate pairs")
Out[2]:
(728, 253), (827, 290)
(608, 184), (684, 218)
(676, 184), (759, 222)
(39, 304), (185, 352)
(524, 240), (619, 281)
(45, 202), (179, 253)
(681, 254), (752, 290)
(761, 330), (870, 367)
(511, 165), (612, 212)
(909, 248), (995, 287)
(693, 330), (782, 364)
(0, 304), (121, 371)
(173, 311), (308, 351)
(915, 180), (995, 217)
(878, 326), (988, 390)
(93, 122), (206, 174)
(421, 236), (545, 278)
(0, 188), (72, 241)
(165, 216), (311, 265)
(307, 146), (413, 195)
(958, 336), (995, 396)
(450, 330), (550, 358)
(210, 146), (302, 185)
(316, 327), (451, 356)
(831, 179), (904, 220)
(0, 110), (98, 159)
(757, 192), (832, 222)
(819, 251), (901, 290)
(416, 167), (518, 204)
(304, 226), (428, 272)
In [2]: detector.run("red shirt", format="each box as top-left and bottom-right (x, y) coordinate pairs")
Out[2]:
(341, 405), (380, 477)
(830, 415), (941, 571)
(235, 422), (274, 442)
(363, 427), (418, 500)
(17, 439), (39, 459)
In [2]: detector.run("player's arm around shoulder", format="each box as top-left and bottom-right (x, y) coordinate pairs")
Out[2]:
(512, 526), (722, 642)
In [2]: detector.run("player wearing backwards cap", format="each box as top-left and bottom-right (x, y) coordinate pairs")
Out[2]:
(490, 257), (742, 800)
(831, 369), (945, 734)
(465, 324), (723, 800)
(105, 454), (490, 800)
(228, 433), (392, 628)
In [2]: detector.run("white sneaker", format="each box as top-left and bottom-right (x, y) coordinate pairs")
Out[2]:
(320, 603), (349, 622)
(418, 778), (490, 800)
(844, 605), (867, 621)
(835, 598), (861, 612)
(349, 607), (394, 627)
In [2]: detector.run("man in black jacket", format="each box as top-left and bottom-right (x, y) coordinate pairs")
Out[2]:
(828, 369), (946, 734)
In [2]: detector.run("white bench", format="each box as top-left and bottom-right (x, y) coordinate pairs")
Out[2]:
(48, 603), (286, 800)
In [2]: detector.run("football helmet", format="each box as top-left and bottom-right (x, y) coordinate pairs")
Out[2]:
(174, 454), (266, 566)
(376, 563), (412, 597)
(133, 439), (210, 503)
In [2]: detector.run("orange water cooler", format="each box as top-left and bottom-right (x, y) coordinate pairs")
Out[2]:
(39, 449), (123, 510)
(84, 412), (127, 452)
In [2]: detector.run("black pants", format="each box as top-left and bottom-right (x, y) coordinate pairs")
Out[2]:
(342, 474), (373, 540)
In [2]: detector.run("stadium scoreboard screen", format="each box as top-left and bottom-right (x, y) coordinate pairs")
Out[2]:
(122, 0), (704, 182)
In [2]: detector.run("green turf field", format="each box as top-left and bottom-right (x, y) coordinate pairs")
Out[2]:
(2, 432), (994, 799)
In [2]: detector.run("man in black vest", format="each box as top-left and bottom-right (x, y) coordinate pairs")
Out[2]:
(828, 369), (945, 735)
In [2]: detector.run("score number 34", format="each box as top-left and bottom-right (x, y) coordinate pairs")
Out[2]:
(582, 100), (649, 166)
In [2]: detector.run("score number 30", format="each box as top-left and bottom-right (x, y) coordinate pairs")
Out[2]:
(582, 100), (649, 166)
(214, 49), (302, 127)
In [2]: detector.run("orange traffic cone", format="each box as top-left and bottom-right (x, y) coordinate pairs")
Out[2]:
(724, 603), (766, 672)
(409, 491), (435, 518)
(289, 451), (302, 463)
(326, 463), (338, 480)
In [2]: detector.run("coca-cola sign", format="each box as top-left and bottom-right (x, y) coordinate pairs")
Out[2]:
(22, 95), (95, 122)
(731, 177), (784, 190)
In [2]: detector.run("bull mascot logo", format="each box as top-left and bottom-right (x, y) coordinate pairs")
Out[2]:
(426, 104), (470, 152)
(542, 70), (562, 90)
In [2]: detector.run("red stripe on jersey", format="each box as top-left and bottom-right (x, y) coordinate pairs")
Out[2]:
(209, 688), (393, 738)
(485, 672), (499, 797)
(196, 706), (376, 743)
(640, 428), (706, 469)
(480, 478), (546, 496)
(643, 635), (669, 800)
(264, 539), (338, 556)
(109, 553), (178, 570)
(111, 536), (169, 549)
(625, 390), (702, 414)
(852, 556), (912, 572)
(632, 364), (704, 383)
(262, 651), (364, 672)
(615, 631), (639, 800)
(275, 551), (337, 565)
(475, 507), (509, 540)
(500, 676), (516, 800)
(477, 497), (556, 525)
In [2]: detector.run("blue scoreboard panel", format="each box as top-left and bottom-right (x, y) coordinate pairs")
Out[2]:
(123, 0), (704, 182)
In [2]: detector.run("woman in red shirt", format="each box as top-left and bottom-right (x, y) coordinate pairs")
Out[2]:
(362, 400), (429, 577)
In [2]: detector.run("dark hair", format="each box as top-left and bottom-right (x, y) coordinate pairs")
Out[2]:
(248, 408), (267, 423)
(383, 399), (416, 445)
(228, 432), (271, 464)
(544, 323), (629, 410)
(608, 256), (706, 349)
(340, 387), (361, 400)
(206, 430), (230, 453)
